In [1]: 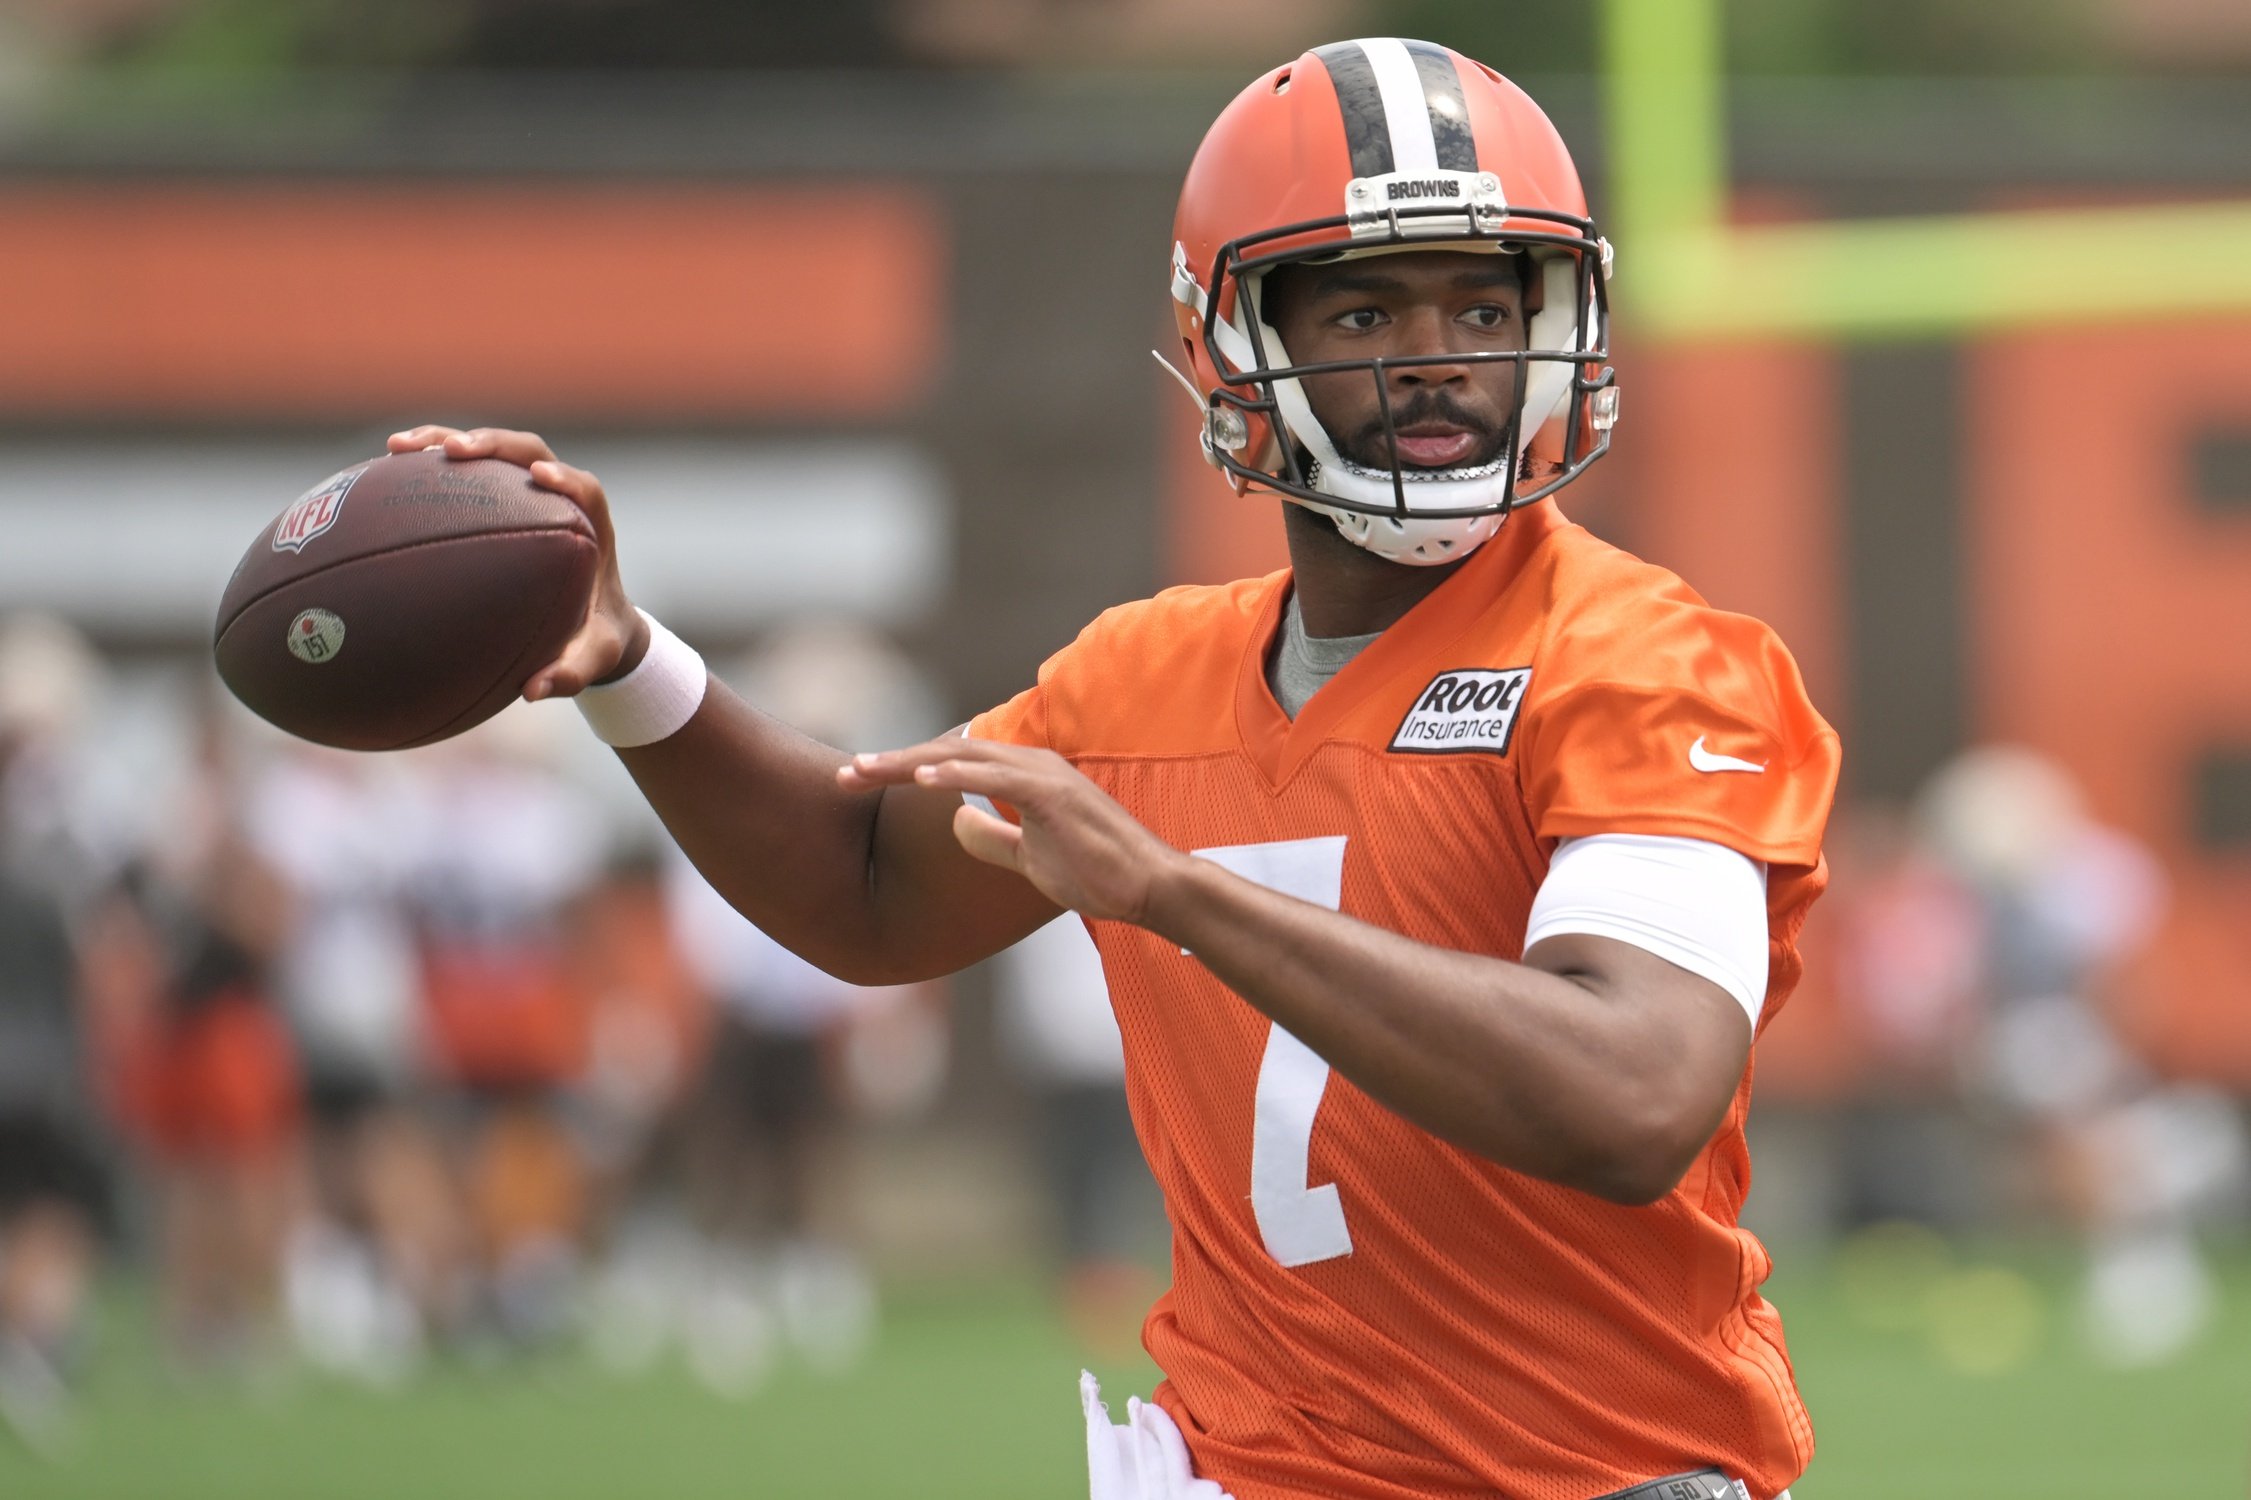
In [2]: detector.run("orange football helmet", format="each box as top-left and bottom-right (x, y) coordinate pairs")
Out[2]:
(1168, 39), (1617, 564)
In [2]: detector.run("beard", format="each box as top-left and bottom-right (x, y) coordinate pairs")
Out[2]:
(1335, 390), (1514, 474)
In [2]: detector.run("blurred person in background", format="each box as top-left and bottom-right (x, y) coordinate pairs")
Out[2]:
(995, 913), (1165, 1360)
(1920, 745), (2249, 1366)
(406, 706), (609, 1355)
(659, 864), (886, 1393)
(244, 742), (452, 1384)
(1819, 802), (1987, 1229)
(0, 616), (112, 1449)
(568, 844), (709, 1374)
(94, 702), (303, 1378)
(621, 622), (940, 1395)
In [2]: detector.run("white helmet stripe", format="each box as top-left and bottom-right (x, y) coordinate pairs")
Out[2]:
(1351, 38), (1442, 175)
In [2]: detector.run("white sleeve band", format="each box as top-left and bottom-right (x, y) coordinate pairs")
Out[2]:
(1524, 833), (1771, 1026)
(573, 609), (707, 748)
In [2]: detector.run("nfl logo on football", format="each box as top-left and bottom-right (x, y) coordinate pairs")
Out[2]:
(270, 464), (365, 554)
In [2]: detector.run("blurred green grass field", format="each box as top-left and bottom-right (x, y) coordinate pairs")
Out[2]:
(4, 1240), (2247, 1500)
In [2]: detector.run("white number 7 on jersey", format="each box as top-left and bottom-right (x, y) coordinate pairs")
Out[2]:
(1189, 836), (1354, 1268)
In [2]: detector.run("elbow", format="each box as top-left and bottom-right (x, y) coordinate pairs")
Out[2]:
(1561, 1095), (1725, 1208)
(816, 952), (884, 986)
(808, 944), (929, 988)
(1575, 1151), (1694, 1209)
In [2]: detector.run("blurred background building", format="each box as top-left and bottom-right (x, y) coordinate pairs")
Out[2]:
(0, 1), (2248, 1495)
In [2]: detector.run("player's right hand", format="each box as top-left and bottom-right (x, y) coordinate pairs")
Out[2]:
(385, 425), (648, 700)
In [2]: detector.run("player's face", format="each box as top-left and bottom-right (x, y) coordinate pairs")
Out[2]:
(1261, 250), (1532, 473)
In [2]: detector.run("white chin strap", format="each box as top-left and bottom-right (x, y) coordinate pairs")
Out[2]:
(1244, 252), (1587, 567)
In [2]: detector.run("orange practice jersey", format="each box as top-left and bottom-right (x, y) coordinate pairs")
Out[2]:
(971, 499), (1841, 1500)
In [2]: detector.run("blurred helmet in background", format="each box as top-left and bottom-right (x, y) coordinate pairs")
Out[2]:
(1918, 744), (2085, 889)
(733, 618), (940, 752)
(0, 611), (104, 750)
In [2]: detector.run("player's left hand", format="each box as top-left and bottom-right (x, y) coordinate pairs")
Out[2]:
(838, 738), (1182, 925)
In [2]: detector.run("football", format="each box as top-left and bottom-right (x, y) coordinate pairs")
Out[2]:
(213, 449), (599, 750)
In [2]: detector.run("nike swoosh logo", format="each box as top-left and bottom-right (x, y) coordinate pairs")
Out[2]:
(1689, 736), (1766, 774)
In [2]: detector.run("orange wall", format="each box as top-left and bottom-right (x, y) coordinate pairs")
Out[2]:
(1619, 343), (1847, 728)
(1970, 320), (2251, 1078)
(0, 184), (944, 421)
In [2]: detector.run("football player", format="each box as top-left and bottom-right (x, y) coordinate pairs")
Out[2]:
(391, 37), (1835, 1500)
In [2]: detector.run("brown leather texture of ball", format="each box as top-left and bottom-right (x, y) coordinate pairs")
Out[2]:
(214, 450), (599, 751)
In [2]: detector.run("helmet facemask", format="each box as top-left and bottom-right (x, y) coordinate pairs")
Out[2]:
(1181, 198), (1616, 566)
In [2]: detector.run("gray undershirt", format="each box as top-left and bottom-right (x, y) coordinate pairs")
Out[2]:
(1266, 593), (1384, 719)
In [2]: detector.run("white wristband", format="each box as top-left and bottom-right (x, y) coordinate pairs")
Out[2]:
(574, 609), (706, 748)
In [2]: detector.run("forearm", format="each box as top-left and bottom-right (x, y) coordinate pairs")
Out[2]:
(617, 683), (1045, 984)
(1141, 856), (1729, 1201)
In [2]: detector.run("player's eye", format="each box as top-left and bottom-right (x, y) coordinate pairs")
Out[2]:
(1461, 304), (1515, 329)
(1334, 306), (1388, 332)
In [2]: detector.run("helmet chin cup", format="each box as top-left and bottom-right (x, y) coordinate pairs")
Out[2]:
(1296, 446), (1518, 566)
(1311, 499), (1506, 566)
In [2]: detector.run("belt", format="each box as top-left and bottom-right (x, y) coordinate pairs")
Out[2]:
(1588, 1471), (1748, 1500)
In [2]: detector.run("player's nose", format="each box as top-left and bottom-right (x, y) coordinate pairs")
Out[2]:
(1389, 306), (1473, 385)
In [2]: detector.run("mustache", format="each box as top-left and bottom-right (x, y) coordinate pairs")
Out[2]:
(1344, 393), (1512, 467)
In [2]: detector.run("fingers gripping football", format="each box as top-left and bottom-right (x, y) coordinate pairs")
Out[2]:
(386, 425), (644, 700)
(841, 740), (1181, 925)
